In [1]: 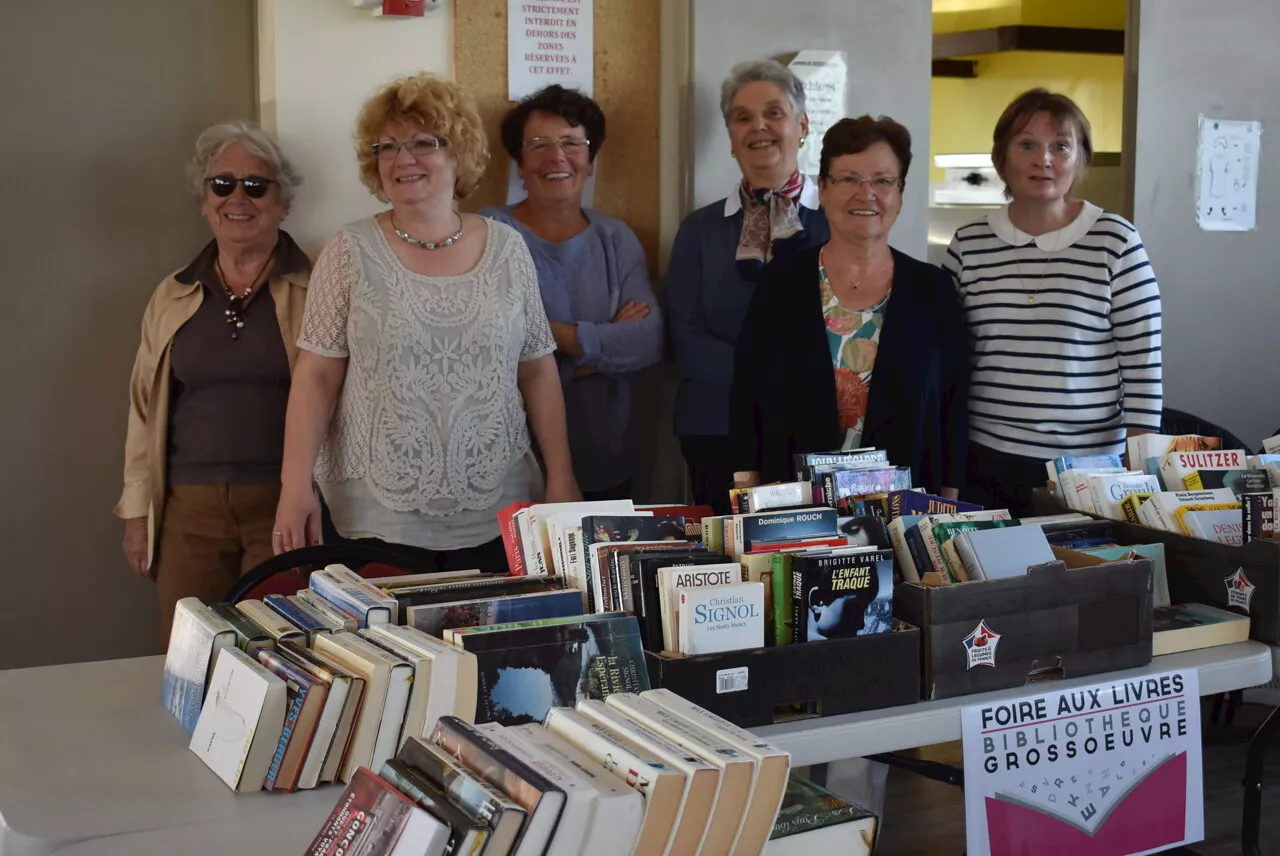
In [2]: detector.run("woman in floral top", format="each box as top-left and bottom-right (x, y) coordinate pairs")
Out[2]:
(729, 116), (970, 496)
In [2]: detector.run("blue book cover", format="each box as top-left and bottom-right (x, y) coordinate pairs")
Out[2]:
(160, 599), (235, 734)
(264, 593), (329, 636)
(887, 490), (983, 520)
(407, 588), (584, 638)
(739, 508), (839, 552)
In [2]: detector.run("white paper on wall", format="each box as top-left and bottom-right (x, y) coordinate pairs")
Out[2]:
(1196, 116), (1262, 232)
(788, 50), (848, 177)
(507, 0), (594, 101)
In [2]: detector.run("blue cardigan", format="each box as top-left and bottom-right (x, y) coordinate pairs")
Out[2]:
(666, 199), (829, 438)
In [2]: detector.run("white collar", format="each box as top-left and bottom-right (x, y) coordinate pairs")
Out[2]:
(723, 174), (820, 217)
(987, 200), (1104, 251)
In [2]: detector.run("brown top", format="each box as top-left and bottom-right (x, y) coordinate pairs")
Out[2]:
(115, 231), (311, 569)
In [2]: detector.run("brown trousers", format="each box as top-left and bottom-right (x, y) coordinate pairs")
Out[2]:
(154, 483), (280, 651)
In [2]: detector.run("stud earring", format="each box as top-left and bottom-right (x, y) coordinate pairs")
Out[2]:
(800, 137), (808, 149)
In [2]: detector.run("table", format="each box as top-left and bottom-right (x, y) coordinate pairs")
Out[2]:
(0, 643), (1270, 855)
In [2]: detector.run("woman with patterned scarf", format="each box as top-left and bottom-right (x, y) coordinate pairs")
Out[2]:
(667, 59), (830, 514)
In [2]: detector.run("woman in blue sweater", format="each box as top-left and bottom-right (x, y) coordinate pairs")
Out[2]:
(666, 59), (829, 514)
(483, 85), (662, 501)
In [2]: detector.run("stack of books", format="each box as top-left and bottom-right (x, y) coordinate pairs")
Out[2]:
(306, 688), (797, 856)
(165, 561), (657, 794)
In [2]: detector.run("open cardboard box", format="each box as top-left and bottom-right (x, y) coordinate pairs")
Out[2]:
(894, 551), (1154, 700)
(644, 621), (921, 728)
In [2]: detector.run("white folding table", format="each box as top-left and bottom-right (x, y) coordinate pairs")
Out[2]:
(0, 643), (1270, 856)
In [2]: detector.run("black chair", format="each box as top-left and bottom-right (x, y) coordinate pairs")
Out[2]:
(222, 542), (434, 604)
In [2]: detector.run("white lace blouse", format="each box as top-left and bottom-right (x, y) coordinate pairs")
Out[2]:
(298, 216), (555, 550)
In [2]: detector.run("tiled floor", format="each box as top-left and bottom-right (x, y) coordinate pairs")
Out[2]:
(874, 699), (1280, 855)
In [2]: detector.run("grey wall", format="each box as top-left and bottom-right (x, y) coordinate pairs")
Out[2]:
(688, 0), (933, 258)
(0, 1), (255, 669)
(1133, 0), (1280, 449)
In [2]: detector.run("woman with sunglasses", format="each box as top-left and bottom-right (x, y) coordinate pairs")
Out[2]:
(730, 116), (970, 497)
(116, 120), (310, 648)
(273, 73), (579, 572)
(481, 85), (661, 501)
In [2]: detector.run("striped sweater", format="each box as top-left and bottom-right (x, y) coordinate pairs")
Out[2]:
(944, 202), (1162, 460)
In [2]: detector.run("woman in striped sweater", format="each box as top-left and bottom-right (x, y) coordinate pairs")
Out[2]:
(945, 89), (1162, 515)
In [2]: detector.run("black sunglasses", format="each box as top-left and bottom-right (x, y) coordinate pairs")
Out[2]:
(205, 174), (277, 199)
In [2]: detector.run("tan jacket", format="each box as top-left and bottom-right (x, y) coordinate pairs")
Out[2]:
(115, 236), (311, 569)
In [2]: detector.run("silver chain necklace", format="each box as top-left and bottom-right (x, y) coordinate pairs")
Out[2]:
(391, 212), (464, 250)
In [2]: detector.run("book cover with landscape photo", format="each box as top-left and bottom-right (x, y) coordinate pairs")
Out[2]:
(408, 589), (583, 638)
(468, 615), (650, 726)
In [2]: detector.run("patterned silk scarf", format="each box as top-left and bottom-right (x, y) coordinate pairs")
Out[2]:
(735, 170), (806, 278)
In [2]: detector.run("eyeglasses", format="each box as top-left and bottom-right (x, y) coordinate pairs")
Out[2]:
(824, 174), (904, 193)
(524, 137), (591, 156)
(372, 137), (447, 160)
(205, 175), (277, 199)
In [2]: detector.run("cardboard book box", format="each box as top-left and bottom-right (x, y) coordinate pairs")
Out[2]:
(895, 554), (1154, 700)
(1065, 517), (1280, 644)
(643, 623), (921, 728)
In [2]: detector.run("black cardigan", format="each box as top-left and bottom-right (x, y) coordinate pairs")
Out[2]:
(728, 245), (970, 494)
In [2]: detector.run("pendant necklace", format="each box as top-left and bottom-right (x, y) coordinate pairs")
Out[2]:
(216, 245), (277, 341)
(392, 212), (464, 250)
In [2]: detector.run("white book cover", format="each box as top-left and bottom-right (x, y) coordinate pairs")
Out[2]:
(657, 563), (740, 653)
(1144, 489), (1238, 532)
(640, 688), (792, 856)
(322, 563), (399, 623)
(678, 582), (764, 656)
(1086, 471), (1161, 520)
(477, 724), (593, 856)
(744, 481), (810, 513)
(1159, 449), (1247, 490)
(605, 694), (756, 856)
(511, 724), (645, 856)
(189, 646), (287, 792)
(527, 500), (635, 575)
(1263, 434), (1280, 454)
(1180, 509), (1245, 545)
(544, 707), (685, 856)
(365, 623), (479, 728)
(309, 568), (392, 626)
(1065, 467), (1125, 512)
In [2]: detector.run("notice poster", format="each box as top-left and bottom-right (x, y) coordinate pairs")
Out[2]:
(508, 0), (594, 101)
(787, 50), (847, 177)
(961, 670), (1203, 856)
(1196, 116), (1262, 232)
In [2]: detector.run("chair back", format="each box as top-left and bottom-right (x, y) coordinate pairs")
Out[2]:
(224, 543), (434, 604)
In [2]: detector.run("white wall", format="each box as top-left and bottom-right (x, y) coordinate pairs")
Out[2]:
(1133, 0), (1280, 448)
(258, 0), (454, 255)
(687, 0), (933, 259)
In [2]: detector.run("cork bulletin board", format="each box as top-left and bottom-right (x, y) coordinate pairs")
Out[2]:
(454, 0), (662, 271)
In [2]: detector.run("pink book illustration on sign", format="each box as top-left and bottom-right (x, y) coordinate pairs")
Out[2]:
(985, 752), (1188, 856)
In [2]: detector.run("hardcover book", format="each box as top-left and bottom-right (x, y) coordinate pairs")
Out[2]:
(397, 736), (528, 850)
(162, 598), (237, 734)
(792, 549), (894, 642)
(407, 588), (583, 638)
(767, 773), (877, 855)
(304, 767), (451, 856)
(453, 614), (651, 726)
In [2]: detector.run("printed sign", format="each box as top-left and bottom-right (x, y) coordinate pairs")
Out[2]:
(962, 670), (1203, 856)
(1225, 568), (1255, 613)
(788, 50), (847, 177)
(1196, 116), (1261, 232)
(508, 0), (594, 101)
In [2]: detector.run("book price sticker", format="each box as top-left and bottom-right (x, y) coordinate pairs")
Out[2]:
(716, 667), (749, 694)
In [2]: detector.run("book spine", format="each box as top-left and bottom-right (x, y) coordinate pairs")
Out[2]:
(265, 680), (308, 790)
(265, 594), (326, 634)
(432, 716), (560, 796)
(791, 559), (807, 644)
(658, 571), (677, 653)
(498, 503), (530, 577)
(822, 472), (836, 508)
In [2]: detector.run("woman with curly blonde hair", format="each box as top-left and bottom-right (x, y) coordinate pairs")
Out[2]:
(273, 73), (579, 572)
